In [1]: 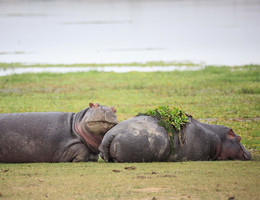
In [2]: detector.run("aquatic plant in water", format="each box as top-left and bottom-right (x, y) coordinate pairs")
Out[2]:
(138, 105), (190, 153)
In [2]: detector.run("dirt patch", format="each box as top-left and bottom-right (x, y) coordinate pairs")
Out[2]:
(132, 187), (167, 193)
(136, 176), (151, 179)
(1, 169), (9, 173)
(125, 166), (136, 170)
(157, 174), (177, 178)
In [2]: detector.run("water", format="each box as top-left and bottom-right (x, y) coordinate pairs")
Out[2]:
(0, 0), (260, 66)
(0, 66), (205, 76)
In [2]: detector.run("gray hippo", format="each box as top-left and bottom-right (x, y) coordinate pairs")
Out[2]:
(0, 103), (118, 163)
(99, 116), (251, 162)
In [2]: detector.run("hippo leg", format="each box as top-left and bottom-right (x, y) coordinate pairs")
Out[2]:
(58, 143), (97, 162)
(98, 133), (117, 162)
(89, 153), (99, 161)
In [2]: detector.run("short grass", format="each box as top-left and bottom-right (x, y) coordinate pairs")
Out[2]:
(1, 162), (259, 200)
(0, 64), (259, 199)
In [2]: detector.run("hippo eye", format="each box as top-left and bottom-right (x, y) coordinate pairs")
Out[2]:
(228, 132), (234, 138)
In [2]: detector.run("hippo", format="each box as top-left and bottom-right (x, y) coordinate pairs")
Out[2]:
(99, 116), (251, 162)
(0, 103), (118, 163)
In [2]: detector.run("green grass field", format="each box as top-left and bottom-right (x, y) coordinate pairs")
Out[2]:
(0, 64), (259, 199)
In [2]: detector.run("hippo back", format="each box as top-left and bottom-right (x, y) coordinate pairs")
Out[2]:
(0, 112), (76, 163)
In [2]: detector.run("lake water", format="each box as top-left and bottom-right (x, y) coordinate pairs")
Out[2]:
(0, 66), (205, 76)
(0, 0), (260, 66)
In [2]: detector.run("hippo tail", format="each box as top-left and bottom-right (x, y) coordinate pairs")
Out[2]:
(98, 134), (115, 162)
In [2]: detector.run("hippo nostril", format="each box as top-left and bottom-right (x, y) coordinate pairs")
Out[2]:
(111, 107), (116, 113)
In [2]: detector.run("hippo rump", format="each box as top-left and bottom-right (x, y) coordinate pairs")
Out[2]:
(0, 103), (118, 163)
(99, 116), (251, 162)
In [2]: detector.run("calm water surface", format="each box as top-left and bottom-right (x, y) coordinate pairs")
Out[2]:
(0, 0), (260, 65)
(0, 66), (205, 76)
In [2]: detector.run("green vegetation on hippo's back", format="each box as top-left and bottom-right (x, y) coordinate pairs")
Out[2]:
(138, 105), (189, 153)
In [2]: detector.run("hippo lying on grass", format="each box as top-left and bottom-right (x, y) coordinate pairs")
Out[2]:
(0, 103), (118, 163)
(99, 115), (251, 162)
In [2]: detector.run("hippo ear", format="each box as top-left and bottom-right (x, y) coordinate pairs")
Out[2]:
(89, 103), (94, 108)
(228, 129), (235, 137)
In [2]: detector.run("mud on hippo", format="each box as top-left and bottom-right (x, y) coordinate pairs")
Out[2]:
(0, 103), (118, 163)
(99, 116), (251, 162)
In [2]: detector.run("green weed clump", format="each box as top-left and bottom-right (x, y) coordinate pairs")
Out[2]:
(138, 105), (189, 153)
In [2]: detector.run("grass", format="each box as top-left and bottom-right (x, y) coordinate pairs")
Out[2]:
(1, 162), (259, 199)
(0, 64), (260, 199)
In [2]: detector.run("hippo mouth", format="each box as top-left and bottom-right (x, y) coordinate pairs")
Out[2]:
(240, 144), (251, 160)
(86, 121), (118, 135)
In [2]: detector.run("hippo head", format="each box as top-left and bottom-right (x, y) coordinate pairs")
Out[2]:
(218, 129), (251, 161)
(83, 103), (118, 135)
